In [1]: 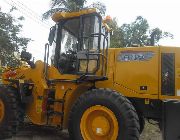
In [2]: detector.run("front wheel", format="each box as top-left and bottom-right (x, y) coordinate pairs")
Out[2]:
(68, 89), (140, 140)
(0, 86), (18, 139)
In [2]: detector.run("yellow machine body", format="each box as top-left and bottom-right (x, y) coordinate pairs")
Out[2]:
(3, 46), (179, 129)
(97, 46), (180, 100)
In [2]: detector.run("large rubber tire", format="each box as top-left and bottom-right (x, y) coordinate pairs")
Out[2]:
(68, 89), (140, 140)
(0, 86), (18, 139)
(8, 86), (25, 126)
(139, 116), (145, 134)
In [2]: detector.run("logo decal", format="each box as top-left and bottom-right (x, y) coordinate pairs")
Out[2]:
(118, 51), (155, 62)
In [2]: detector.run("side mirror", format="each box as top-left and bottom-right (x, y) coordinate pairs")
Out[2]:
(21, 51), (32, 61)
(48, 26), (56, 46)
(21, 51), (35, 68)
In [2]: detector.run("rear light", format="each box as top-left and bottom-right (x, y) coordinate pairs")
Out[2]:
(5, 70), (17, 78)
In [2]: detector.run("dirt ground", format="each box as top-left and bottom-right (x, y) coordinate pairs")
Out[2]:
(140, 121), (162, 140)
(5, 121), (162, 140)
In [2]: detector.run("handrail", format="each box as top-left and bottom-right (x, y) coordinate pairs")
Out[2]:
(44, 43), (50, 80)
(81, 33), (109, 76)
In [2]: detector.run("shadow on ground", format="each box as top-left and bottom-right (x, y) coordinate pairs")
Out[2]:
(6, 121), (162, 140)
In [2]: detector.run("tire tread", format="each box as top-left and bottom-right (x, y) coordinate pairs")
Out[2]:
(68, 88), (140, 140)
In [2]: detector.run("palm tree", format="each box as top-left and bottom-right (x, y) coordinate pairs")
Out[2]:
(43, 0), (106, 19)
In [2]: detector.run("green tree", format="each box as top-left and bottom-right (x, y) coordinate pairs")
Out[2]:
(148, 28), (173, 46)
(120, 16), (149, 47)
(120, 16), (173, 47)
(0, 8), (31, 67)
(106, 18), (124, 48)
(90, 1), (106, 16)
(43, 0), (106, 19)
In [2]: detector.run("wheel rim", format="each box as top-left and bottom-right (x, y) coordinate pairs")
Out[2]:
(80, 105), (119, 140)
(0, 99), (5, 122)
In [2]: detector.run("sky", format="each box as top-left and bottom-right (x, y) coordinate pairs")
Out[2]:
(1, 0), (180, 60)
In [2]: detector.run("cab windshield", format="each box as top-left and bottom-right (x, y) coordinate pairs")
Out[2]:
(60, 16), (100, 52)
(51, 14), (103, 74)
(61, 18), (79, 53)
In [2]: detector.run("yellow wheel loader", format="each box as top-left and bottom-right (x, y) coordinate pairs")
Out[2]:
(0, 8), (179, 140)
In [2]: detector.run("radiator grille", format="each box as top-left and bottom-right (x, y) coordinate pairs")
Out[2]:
(161, 53), (175, 96)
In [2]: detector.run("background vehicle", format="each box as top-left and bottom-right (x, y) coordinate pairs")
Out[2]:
(0, 8), (179, 140)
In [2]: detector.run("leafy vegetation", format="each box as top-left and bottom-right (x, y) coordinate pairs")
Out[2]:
(108, 16), (173, 48)
(43, 0), (106, 19)
(0, 8), (31, 67)
(105, 18), (124, 48)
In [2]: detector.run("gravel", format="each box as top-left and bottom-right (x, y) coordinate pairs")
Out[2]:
(140, 121), (162, 140)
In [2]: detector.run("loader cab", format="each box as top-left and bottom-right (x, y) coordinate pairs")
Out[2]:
(49, 9), (110, 79)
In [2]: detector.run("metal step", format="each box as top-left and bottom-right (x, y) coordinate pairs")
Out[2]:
(47, 98), (64, 104)
(47, 110), (64, 116)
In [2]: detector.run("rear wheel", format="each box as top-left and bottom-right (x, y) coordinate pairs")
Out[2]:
(0, 86), (18, 139)
(68, 89), (140, 140)
(0, 99), (5, 124)
(80, 105), (119, 140)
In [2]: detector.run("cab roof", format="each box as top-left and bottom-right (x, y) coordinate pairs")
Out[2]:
(52, 8), (97, 22)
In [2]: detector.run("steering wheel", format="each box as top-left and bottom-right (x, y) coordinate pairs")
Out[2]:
(58, 50), (76, 73)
